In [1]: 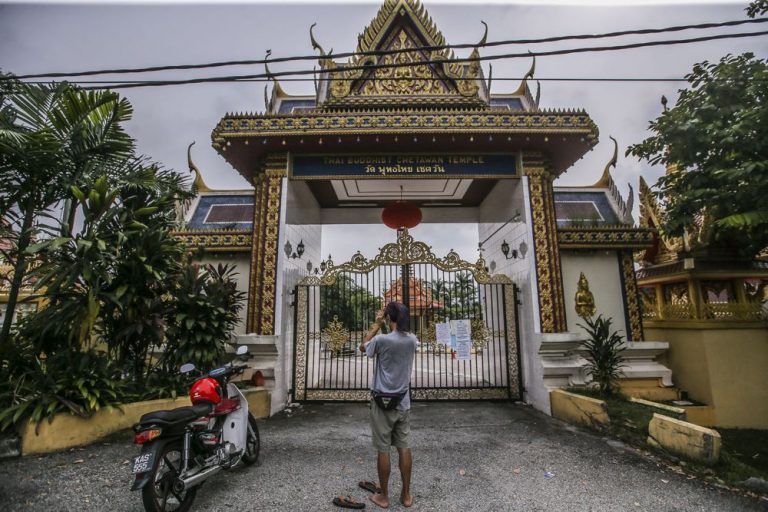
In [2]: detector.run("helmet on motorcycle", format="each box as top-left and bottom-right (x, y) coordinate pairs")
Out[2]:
(190, 377), (222, 405)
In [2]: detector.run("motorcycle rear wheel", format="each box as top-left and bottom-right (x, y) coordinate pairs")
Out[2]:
(241, 413), (261, 465)
(141, 441), (197, 512)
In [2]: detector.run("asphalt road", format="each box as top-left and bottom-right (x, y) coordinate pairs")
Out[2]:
(1, 401), (766, 511)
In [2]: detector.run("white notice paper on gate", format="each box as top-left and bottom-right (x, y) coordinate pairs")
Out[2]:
(454, 319), (472, 361)
(435, 322), (452, 346)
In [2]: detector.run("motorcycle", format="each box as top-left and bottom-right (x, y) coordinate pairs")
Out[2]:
(130, 346), (261, 512)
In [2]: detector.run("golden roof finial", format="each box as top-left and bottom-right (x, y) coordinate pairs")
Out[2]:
(187, 142), (212, 193)
(512, 53), (535, 96)
(590, 135), (618, 188)
(309, 22), (328, 57)
(478, 20), (488, 46)
(264, 49), (287, 99)
(467, 21), (488, 73)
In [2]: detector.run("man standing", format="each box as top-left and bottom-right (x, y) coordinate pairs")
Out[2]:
(359, 301), (418, 509)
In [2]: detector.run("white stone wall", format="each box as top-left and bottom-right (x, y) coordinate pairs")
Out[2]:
(272, 179), (322, 414)
(560, 251), (628, 339)
(477, 179), (542, 408)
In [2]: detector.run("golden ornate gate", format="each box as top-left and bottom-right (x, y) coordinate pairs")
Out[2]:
(292, 229), (520, 401)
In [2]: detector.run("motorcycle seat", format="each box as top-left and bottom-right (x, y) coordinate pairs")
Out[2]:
(139, 403), (213, 426)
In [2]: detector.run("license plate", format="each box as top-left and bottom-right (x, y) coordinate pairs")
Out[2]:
(131, 450), (156, 474)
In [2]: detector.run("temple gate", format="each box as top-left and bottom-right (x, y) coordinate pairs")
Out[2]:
(292, 229), (520, 401)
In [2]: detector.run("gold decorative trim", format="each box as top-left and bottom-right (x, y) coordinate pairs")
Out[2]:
(620, 251), (644, 341)
(172, 230), (251, 252)
(247, 175), (267, 333)
(294, 285), (309, 400)
(353, 0), (448, 60)
(299, 228), (512, 286)
(305, 390), (371, 401)
(212, 110), (598, 148)
(321, 315), (351, 356)
(313, 0), (485, 104)
(504, 284), (520, 399)
(558, 227), (655, 250)
(526, 167), (567, 332)
(300, 388), (511, 401)
(259, 167), (285, 335)
(411, 388), (509, 400)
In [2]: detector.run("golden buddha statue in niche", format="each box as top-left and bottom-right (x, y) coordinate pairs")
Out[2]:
(575, 272), (597, 319)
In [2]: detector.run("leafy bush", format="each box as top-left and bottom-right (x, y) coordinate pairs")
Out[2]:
(162, 263), (246, 373)
(577, 315), (626, 397)
(0, 347), (126, 433)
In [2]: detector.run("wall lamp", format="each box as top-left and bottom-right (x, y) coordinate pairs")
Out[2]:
(501, 240), (528, 260)
(500, 240), (517, 259)
(319, 254), (333, 272)
(283, 239), (305, 259)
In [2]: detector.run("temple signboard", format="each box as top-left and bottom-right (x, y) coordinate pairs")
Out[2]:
(289, 153), (517, 179)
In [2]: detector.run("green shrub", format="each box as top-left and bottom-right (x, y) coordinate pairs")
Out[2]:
(0, 347), (126, 433)
(578, 314), (626, 397)
(161, 263), (245, 373)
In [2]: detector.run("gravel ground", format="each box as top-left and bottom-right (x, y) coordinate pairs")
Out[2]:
(1, 401), (766, 511)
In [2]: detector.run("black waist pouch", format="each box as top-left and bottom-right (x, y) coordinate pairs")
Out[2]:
(372, 390), (407, 411)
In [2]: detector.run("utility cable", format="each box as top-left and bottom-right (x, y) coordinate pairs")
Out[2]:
(9, 17), (768, 80)
(68, 29), (768, 91)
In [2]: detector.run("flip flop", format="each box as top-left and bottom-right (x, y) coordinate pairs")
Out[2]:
(333, 495), (366, 509)
(358, 481), (381, 494)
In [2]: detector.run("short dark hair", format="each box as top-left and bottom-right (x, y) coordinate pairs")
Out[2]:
(384, 302), (410, 333)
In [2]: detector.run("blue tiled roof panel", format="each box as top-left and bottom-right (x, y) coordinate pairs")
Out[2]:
(490, 98), (524, 111)
(188, 195), (254, 230)
(554, 191), (620, 227)
(278, 99), (317, 114)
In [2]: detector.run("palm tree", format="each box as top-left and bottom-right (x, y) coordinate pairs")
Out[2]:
(431, 278), (448, 303)
(0, 76), (135, 352)
(453, 271), (476, 310)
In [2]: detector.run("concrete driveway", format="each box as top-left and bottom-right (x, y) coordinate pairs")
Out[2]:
(1, 401), (765, 511)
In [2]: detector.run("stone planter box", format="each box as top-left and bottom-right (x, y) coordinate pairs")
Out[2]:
(19, 387), (270, 455)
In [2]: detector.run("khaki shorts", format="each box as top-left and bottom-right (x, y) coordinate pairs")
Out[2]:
(369, 399), (411, 452)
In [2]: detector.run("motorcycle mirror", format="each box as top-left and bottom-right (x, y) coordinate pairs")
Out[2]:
(180, 363), (196, 374)
(236, 346), (249, 356)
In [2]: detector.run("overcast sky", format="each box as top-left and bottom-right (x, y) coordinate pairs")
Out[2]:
(1, 0), (766, 262)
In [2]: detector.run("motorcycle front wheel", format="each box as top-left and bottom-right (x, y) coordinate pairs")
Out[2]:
(141, 441), (197, 512)
(241, 413), (261, 465)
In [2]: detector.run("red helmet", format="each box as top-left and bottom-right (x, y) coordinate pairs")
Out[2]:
(190, 377), (222, 405)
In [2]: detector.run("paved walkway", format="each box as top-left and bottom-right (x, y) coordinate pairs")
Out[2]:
(1, 402), (766, 511)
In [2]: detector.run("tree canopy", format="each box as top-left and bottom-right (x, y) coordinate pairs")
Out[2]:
(627, 52), (768, 258)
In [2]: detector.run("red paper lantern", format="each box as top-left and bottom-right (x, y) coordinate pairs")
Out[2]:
(382, 201), (422, 229)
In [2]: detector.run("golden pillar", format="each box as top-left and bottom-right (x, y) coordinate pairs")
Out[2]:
(246, 153), (286, 335)
(523, 153), (567, 333)
(619, 250), (645, 341)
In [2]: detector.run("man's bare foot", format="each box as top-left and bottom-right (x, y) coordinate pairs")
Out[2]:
(369, 493), (390, 509)
(401, 493), (413, 508)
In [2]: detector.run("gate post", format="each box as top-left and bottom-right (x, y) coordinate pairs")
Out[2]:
(522, 152), (567, 333)
(246, 153), (287, 335)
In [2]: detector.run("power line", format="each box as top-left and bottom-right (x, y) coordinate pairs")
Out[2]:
(73, 29), (768, 91)
(12, 76), (768, 86)
(10, 17), (768, 80)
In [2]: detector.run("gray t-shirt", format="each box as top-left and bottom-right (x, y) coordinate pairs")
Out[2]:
(365, 330), (419, 410)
